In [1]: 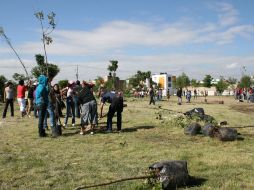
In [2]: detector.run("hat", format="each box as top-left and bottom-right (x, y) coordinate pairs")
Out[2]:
(69, 80), (75, 85)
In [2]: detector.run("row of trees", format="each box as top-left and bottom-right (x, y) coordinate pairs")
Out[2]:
(175, 73), (253, 94)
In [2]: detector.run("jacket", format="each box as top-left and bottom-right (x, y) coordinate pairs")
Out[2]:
(35, 75), (49, 106)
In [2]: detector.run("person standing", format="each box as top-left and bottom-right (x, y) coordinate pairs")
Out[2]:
(53, 84), (63, 117)
(149, 88), (155, 105)
(17, 80), (27, 117)
(33, 83), (38, 118)
(100, 92), (124, 133)
(177, 88), (182, 105)
(63, 81), (76, 127)
(26, 81), (34, 118)
(35, 75), (49, 137)
(167, 89), (170, 101)
(2, 81), (14, 118)
(78, 81), (98, 135)
(73, 80), (82, 118)
(43, 77), (59, 137)
(186, 90), (191, 103)
(194, 89), (197, 99)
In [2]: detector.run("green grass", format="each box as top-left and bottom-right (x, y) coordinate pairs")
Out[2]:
(0, 96), (254, 190)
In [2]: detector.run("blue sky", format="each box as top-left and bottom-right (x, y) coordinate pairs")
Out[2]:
(0, 0), (254, 81)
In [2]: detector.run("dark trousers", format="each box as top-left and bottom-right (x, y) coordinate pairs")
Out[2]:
(2, 99), (14, 118)
(74, 96), (80, 118)
(107, 106), (122, 131)
(38, 104), (47, 137)
(65, 97), (75, 125)
(33, 103), (38, 118)
(149, 96), (155, 105)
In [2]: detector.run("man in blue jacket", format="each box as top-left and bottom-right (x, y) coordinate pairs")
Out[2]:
(36, 75), (49, 137)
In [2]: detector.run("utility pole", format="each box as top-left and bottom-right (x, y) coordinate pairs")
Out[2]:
(76, 65), (79, 81)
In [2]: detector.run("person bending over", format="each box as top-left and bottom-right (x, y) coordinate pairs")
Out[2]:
(100, 91), (124, 133)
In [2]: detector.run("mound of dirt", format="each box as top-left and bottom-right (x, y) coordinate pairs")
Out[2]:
(230, 104), (254, 114)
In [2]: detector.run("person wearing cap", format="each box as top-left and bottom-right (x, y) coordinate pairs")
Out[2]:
(77, 81), (97, 134)
(62, 80), (76, 127)
(2, 81), (14, 118)
(100, 91), (124, 133)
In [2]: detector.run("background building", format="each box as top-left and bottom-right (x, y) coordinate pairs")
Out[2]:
(152, 73), (176, 96)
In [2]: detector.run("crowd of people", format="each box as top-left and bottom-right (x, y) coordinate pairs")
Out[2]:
(2, 75), (124, 138)
(235, 87), (254, 102)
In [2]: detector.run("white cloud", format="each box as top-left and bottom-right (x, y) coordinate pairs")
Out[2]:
(226, 62), (239, 69)
(214, 2), (239, 27)
(195, 24), (254, 44)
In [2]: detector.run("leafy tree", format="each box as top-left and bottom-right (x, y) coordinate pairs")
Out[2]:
(12, 73), (29, 82)
(107, 60), (118, 77)
(128, 70), (151, 88)
(190, 79), (199, 87)
(0, 75), (7, 102)
(107, 60), (119, 89)
(58, 80), (68, 90)
(31, 54), (60, 79)
(203, 75), (213, 88)
(108, 60), (118, 77)
(239, 75), (252, 89)
(216, 79), (229, 95)
(128, 76), (140, 88)
(175, 73), (190, 88)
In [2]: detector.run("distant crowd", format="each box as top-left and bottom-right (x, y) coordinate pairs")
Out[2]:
(234, 87), (254, 102)
(2, 75), (124, 137)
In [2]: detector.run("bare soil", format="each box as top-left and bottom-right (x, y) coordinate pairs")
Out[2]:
(230, 104), (254, 114)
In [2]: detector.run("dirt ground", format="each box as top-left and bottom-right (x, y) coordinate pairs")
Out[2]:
(230, 104), (254, 113)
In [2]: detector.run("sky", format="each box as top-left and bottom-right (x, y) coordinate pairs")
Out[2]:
(0, 0), (254, 82)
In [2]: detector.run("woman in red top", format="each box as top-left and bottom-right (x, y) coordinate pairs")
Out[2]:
(17, 80), (27, 117)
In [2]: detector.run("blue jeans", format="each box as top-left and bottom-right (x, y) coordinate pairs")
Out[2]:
(38, 103), (47, 136)
(65, 97), (75, 125)
(44, 103), (56, 129)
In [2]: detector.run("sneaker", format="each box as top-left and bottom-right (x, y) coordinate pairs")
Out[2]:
(80, 131), (84, 135)
(72, 124), (75, 127)
(105, 129), (113, 133)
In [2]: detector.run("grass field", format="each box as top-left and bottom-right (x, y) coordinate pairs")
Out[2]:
(0, 96), (254, 190)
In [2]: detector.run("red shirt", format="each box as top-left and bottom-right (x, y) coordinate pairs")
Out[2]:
(17, 85), (26, 98)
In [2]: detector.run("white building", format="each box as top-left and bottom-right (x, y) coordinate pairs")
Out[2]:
(151, 73), (176, 96)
